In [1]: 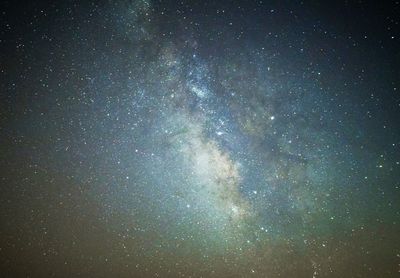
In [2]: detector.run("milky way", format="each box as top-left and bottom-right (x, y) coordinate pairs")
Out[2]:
(1, 1), (399, 277)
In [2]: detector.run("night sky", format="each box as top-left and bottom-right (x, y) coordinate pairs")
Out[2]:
(1, 1), (400, 277)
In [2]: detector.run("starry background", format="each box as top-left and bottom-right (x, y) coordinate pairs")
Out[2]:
(1, 0), (400, 277)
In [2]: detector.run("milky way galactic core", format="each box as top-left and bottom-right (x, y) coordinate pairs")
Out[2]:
(1, 1), (399, 277)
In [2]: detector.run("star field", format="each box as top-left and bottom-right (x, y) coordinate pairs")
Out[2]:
(1, 1), (399, 277)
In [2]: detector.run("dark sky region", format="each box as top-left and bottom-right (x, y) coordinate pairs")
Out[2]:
(0, 0), (399, 277)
